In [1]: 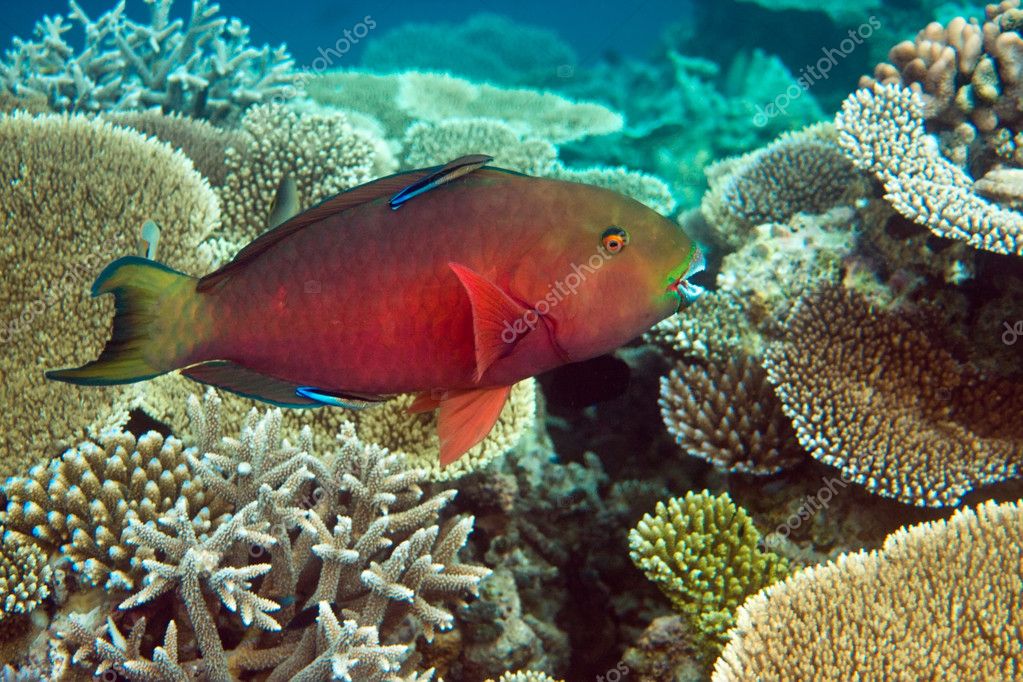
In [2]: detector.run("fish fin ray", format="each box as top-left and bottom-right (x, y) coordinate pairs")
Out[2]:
(408, 391), (443, 414)
(448, 262), (529, 382)
(181, 361), (321, 408)
(390, 154), (492, 209)
(437, 385), (512, 466)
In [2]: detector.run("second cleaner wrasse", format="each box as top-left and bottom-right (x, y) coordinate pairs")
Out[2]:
(48, 155), (705, 465)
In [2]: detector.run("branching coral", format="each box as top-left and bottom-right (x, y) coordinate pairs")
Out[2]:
(404, 119), (558, 176)
(0, 0), (296, 122)
(629, 491), (789, 663)
(0, 531), (51, 622)
(701, 124), (863, 249)
(713, 499), (1023, 680)
(764, 285), (1023, 506)
(0, 111), (218, 478)
(659, 356), (803, 475)
(2, 429), (227, 591)
(361, 14), (576, 87)
(838, 81), (1023, 255)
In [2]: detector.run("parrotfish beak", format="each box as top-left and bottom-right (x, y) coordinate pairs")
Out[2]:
(667, 245), (706, 311)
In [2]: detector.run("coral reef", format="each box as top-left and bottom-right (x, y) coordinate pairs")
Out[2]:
(0, 0), (295, 123)
(0, 531), (51, 623)
(837, 81), (1023, 256)
(307, 69), (622, 143)
(701, 124), (864, 249)
(0, 111), (218, 477)
(764, 285), (1023, 506)
(621, 615), (703, 682)
(404, 119), (558, 176)
(2, 428), (226, 591)
(713, 499), (1023, 680)
(361, 14), (576, 87)
(659, 355), (803, 475)
(628, 491), (789, 663)
(27, 391), (489, 681)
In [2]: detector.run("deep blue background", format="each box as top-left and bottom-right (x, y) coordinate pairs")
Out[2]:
(0, 0), (691, 68)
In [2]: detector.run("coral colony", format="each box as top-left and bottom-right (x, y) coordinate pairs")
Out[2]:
(1, 0), (1023, 679)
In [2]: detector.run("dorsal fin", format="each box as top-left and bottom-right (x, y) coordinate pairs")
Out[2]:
(197, 155), (498, 293)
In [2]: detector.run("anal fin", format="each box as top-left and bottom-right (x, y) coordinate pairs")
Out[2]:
(182, 361), (318, 407)
(435, 385), (513, 466)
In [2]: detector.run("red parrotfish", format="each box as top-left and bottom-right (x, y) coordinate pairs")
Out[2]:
(48, 155), (705, 465)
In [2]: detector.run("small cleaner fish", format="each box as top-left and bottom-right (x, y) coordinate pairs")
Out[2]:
(48, 155), (705, 465)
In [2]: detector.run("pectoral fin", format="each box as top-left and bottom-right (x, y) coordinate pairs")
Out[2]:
(435, 385), (513, 466)
(448, 262), (530, 382)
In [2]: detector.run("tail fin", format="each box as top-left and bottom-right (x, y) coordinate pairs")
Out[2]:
(46, 256), (195, 385)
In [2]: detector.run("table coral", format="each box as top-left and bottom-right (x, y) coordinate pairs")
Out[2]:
(713, 499), (1023, 681)
(0, 0), (296, 123)
(764, 285), (1023, 507)
(837, 81), (1023, 256)
(659, 355), (803, 475)
(701, 124), (863, 249)
(628, 491), (789, 664)
(0, 111), (218, 479)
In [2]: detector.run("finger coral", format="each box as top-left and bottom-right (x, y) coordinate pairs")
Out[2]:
(1, 428), (227, 591)
(0, 111), (218, 479)
(628, 491), (789, 664)
(0, 0), (296, 123)
(701, 124), (863, 249)
(838, 81), (1023, 255)
(659, 356), (803, 475)
(0, 531), (51, 623)
(764, 285), (1023, 506)
(713, 499), (1023, 681)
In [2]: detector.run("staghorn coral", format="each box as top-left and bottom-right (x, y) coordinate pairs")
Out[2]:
(0, 0), (295, 123)
(837, 81), (1023, 255)
(95, 617), (192, 681)
(0, 111), (218, 478)
(2, 429), (227, 591)
(701, 124), (863, 249)
(764, 285), (1023, 507)
(628, 491), (789, 664)
(659, 355), (803, 475)
(0, 531), (51, 623)
(307, 69), (623, 144)
(713, 499), (1023, 681)
(361, 14), (576, 87)
(101, 109), (246, 186)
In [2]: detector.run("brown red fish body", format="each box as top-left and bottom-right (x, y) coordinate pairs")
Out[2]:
(49, 157), (705, 464)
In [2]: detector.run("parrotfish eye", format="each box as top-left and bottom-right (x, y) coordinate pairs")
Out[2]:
(601, 226), (629, 254)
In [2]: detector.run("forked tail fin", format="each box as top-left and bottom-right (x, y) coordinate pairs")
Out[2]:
(46, 256), (196, 385)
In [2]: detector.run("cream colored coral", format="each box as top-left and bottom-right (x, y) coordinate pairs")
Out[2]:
(713, 499), (1023, 681)
(701, 124), (862, 249)
(2, 429), (227, 590)
(404, 118), (558, 175)
(487, 672), (563, 682)
(0, 112), (219, 478)
(837, 82), (1023, 255)
(214, 102), (390, 242)
(764, 285), (1023, 506)
(0, 531), (50, 621)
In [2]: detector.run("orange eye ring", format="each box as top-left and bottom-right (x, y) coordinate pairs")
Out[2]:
(601, 226), (629, 254)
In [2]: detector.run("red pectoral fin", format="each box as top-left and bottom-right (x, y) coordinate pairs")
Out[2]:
(408, 390), (443, 414)
(448, 262), (530, 382)
(437, 385), (513, 466)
